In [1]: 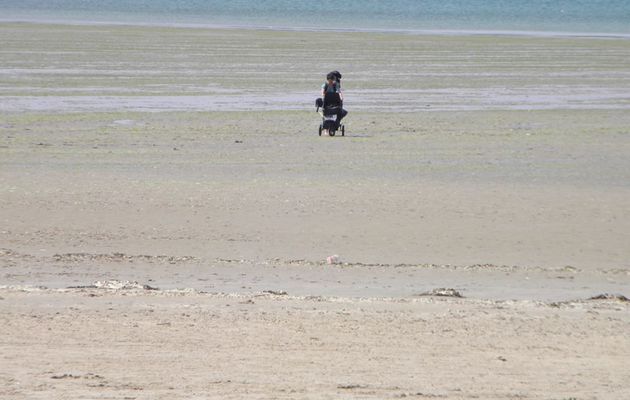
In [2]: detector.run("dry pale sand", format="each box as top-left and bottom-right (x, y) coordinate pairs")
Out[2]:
(1, 23), (630, 399)
(1, 286), (630, 400)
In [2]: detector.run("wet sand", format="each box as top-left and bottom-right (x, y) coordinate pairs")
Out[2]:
(1, 22), (630, 399)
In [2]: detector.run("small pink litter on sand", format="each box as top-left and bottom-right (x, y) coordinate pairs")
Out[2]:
(326, 255), (340, 264)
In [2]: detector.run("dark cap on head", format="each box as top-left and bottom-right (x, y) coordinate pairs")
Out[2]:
(327, 70), (342, 81)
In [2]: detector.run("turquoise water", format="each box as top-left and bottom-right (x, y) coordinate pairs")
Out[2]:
(1, 0), (629, 35)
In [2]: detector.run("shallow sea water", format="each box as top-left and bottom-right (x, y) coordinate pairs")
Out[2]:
(2, 0), (630, 35)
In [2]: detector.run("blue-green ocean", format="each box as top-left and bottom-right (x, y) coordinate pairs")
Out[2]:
(1, 0), (629, 36)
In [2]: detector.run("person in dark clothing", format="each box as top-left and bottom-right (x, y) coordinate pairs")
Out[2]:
(321, 71), (347, 124)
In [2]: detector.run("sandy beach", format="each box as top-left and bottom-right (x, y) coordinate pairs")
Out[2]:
(1, 23), (630, 399)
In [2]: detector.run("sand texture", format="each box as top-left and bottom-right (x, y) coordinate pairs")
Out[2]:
(1, 23), (630, 399)
(1, 286), (629, 400)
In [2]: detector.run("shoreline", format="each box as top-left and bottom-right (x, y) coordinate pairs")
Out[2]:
(2, 18), (630, 40)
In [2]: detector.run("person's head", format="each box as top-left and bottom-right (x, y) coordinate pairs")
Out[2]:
(326, 72), (336, 84)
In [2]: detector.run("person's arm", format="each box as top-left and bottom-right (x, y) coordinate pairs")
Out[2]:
(337, 81), (343, 102)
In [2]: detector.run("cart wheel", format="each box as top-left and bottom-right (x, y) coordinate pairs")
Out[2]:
(341, 125), (345, 136)
(330, 130), (336, 137)
(318, 124), (322, 136)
